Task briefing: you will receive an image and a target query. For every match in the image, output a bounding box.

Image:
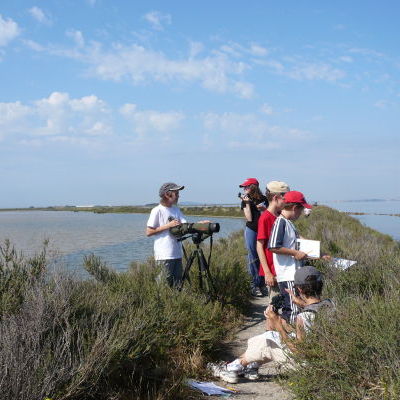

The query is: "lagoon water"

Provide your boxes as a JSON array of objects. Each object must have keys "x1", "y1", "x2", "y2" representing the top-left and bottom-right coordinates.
[
  {"x1": 321, "y1": 200, "x2": 399, "y2": 241},
  {"x1": 0, "y1": 211, "x2": 244, "y2": 272},
  {"x1": 0, "y1": 201, "x2": 398, "y2": 273}
]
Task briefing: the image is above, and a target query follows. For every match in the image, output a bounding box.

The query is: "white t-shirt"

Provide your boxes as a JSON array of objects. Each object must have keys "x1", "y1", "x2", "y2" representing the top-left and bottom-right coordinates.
[
  {"x1": 146, "y1": 204, "x2": 187, "y2": 260},
  {"x1": 268, "y1": 215, "x2": 303, "y2": 282}
]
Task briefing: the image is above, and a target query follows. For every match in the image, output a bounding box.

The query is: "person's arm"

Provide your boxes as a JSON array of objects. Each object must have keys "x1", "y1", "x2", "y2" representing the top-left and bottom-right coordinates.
[
  {"x1": 270, "y1": 247, "x2": 308, "y2": 261},
  {"x1": 265, "y1": 306, "x2": 298, "y2": 353},
  {"x1": 146, "y1": 219, "x2": 181, "y2": 237},
  {"x1": 285, "y1": 288, "x2": 307, "y2": 308},
  {"x1": 240, "y1": 196, "x2": 252, "y2": 222},
  {"x1": 268, "y1": 217, "x2": 307, "y2": 260},
  {"x1": 257, "y1": 239, "x2": 275, "y2": 287}
]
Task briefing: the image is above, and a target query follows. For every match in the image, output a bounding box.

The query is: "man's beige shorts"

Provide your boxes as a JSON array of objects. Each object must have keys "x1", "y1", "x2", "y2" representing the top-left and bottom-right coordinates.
[{"x1": 244, "y1": 331, "x2": 290, "y2": 364}]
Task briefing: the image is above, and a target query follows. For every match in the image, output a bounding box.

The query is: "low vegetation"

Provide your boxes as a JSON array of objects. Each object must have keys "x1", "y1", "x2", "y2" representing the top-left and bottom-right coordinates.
[
  {"x1": 0, "y1": 206, "x2": 399, "y2": 399},
  {"x1": 289, "y1": 206, "x2": 400, "y2": 400},
  {"x1": 0, "y1": 231, "x2": 250, "y2": 400}
]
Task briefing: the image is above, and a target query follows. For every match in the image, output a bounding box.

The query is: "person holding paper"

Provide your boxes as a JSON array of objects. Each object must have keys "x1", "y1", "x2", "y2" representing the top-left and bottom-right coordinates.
[{"x1": 268, "y1": 191, "x2": 312, "y2": 325}]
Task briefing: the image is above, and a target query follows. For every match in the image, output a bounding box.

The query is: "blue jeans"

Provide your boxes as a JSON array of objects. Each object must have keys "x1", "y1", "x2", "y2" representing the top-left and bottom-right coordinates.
[
  {"x1": 244, "y1": 227, "x2": 261, "y2": 289},
  {"x1": 157, "y1": 259, "x2": 183, "y2": 287}
]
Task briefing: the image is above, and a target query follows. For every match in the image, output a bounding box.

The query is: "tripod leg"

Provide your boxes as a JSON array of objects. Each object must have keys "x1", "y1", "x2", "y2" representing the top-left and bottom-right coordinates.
[
  {"x1": 178, "y1": 251, "x2": 196, "y2": 291},
  {"x1": 198, "y1": 248, "x2": 217, "y2": 297}
]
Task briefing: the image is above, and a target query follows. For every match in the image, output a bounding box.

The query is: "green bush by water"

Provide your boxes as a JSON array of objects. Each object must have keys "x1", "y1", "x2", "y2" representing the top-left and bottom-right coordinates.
[
  {"x1": 0, "y1": 231, "x2": 249, "y2": 400},
  {"x1": 1, "y1": 206, "x2": 399, "y2": 399},
  {"x1": 288, "y1": 206, "x2": 400, "y2": 400}
]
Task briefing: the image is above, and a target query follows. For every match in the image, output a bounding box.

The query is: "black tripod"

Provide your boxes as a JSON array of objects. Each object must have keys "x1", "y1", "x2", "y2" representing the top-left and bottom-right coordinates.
[{"x1": 178, "y1": 233, "x2": 216, "y2": 298}]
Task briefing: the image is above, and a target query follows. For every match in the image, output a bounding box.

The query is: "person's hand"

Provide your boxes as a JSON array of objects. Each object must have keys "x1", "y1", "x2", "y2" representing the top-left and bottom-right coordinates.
[
  {"x1": 285, "y1": 288, "x2": 306, "y2": 308},
  {"x1": 167, "y1": 219, "x2": 181, "y2": 228},
  {"x1": 265, "y1": 273, "x2": 276, "y2": 287},
  {"x1": 294, "y1": 250, "x2": 308, "y2": 260},
  {"x1": 241, "y1": 194, "x2": 250, "y2": 203},
  {"x1": 256, "y1": 203, "x2": 266, "y2": 211},
  {"x1": 264, "y1": 305, "x2": 280, "y2": 330}
]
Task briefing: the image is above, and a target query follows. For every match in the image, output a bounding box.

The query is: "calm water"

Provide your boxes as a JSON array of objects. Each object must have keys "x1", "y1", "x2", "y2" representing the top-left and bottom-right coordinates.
[
  {"x1": 321, "y1": 200, "x2": 400, "y2": 241},
  {"x1": 0, "y1": 211, "x2": 244, "y2": 272},
  {"x1": 0, "y1": 202, "x2": 398, "y2": 272}
]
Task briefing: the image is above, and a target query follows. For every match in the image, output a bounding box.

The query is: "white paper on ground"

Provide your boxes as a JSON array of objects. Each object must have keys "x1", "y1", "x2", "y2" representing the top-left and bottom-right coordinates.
[
  {"x1": 296, "y1": 239, "x2": 320, "y2": 258},
  {"x1": 331, "y1": 258, "x2": 357, "y2": 270},
  {"x1": 186, "y1": 380, "x2": 234, "y2": 396}
]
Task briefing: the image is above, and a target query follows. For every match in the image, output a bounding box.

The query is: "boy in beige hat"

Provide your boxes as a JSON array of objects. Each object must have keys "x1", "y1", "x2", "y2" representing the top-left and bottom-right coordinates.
[{"x1": 256, "y1": 181, "x2": 290, "y2": 298}]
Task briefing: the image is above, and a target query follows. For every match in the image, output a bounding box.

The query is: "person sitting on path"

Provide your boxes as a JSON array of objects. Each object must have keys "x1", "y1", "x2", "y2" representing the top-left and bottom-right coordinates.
[{"x1": 208, "y1": 266, "x2": 334, "y2": 383}]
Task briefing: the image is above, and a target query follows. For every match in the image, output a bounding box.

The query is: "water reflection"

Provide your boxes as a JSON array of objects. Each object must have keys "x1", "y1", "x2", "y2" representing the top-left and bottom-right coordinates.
[{"x1": 0, "y1": 211, "x2": 244, "y2": 272}]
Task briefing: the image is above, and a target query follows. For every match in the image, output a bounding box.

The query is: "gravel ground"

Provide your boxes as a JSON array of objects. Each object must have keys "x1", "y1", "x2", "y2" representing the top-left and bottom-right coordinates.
[{"x1": 209, "y1": 296, "x2": 293, "y2": 400}]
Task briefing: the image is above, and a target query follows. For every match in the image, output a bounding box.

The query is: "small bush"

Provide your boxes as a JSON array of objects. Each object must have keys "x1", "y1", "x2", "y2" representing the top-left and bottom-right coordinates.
[{"x1": 288, "y1": 206, "x2": 400, "y2": 400}]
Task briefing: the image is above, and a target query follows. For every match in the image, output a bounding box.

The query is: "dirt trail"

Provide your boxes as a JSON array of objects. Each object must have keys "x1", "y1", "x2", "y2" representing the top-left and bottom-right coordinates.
[{"x1": 210, "y1": 296, "x2": 293, "y2": 399}]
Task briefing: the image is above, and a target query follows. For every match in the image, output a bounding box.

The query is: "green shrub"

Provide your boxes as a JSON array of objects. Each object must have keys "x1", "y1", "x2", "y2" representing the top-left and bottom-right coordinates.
[
  {"x1": 0, "y1": 231, "x2": 250, "y2": 400},
  {"x1": 287, "y1": 206, "x2": 400, "y2": 400}
]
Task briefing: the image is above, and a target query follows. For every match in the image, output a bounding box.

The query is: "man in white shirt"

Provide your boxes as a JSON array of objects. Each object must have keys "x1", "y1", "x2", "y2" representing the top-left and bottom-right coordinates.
[{"x1": 146, "y1": 182, "x2": 187, "y2": 287}]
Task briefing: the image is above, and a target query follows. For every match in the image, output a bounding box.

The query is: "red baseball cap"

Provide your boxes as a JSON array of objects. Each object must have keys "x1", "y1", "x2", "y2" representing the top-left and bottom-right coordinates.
[
  {"x1": 239, "y1": 178, "x2": 259, "y2": 187},
  {"x1": 283, "y1": 191, "x2": 312, "y2": 209}
]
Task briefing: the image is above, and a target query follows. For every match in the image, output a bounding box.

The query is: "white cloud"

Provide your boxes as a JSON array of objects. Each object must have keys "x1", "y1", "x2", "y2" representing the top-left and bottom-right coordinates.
[
  {"x1": 0, "y1": 92, "x2": 112, "y2": 142},
  {"x1": 233, "y1": 81, "x2": 254, "y2": 99},
  {"x1": 143, "y1": 11, "x2": 171, "y2": 31},
  {"x1": 339, "y1": 56, "x2": 353, "y2": 63},
  {"x1": 189, "y1": 41, "x2": 204, "y2": 58},
  {"x1": 202, "y1": 112, "x2": 309, "y2": 148},
  {"x1": 286, "y1": 62, "x2": 345, "y2": 82},
  {"x1": 260, "y1": 103, "x2": 274, "y2": 115},
  {"x1": 0, "y1": 15, "x2": 20, "y2": 46},
  {"x1": 23, "y1": 39, "x2": 45, "y2": 51},
  {"x1": 0, "y1": 101, "x2": 32, "y2": 138},
  {"x1": 120, "y1": 103, "x2": 184, "y2": 135},
  {"x1": 60, "y1": 42, "x2": 253, "y2": 98},
  {"x1": 250, "y1": 43, "x2": 268, "y2": 57},
  {"x1": 229, "y1": 141, "x2": 280, "y2": 150},
  {"x1": 28, "y1": 6, "x2": 52, "y2": 25},
  {"x1": 66, "y1": 30, "x2": 85, "y2": 48}
]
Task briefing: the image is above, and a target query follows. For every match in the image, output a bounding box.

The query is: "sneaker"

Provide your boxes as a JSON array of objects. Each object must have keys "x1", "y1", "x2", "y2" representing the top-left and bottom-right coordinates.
[
  {"x1": 207, "y1": 362, "x2": 239, "y2": 384},
  {"x1": 251, "y1": 287, "x2": 263, "y2": 297},
  {"x1": 242, "y1": 362, "x2": 260, "y2": 380},
  {"x1": 226, "y1": 358, "x2": 244, "y2": 373},
  {"x1": 244, "y1": 367, "x2": 260, "y2": 380},
  {"x1": 260, "y1": 286, "x2": 269, "y2": 296}
]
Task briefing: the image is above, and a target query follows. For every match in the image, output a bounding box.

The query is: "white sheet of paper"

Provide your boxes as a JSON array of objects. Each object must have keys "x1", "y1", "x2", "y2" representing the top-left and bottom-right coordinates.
[
  {"x1": 331, "y1": 258, "x2": 357, "y2": 270},
  {"x1": 296, "y1": 239, "x2": 320, "y2": 258}
]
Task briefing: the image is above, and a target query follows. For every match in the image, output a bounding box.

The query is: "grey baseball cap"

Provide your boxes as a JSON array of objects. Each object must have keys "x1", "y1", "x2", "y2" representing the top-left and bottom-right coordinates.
[
  {"x1": 294, "y1": 266, "x2": 323, "y2": 285},
  {"x1": 159, "y1": 182, "x2": 185, "y2": 197}
]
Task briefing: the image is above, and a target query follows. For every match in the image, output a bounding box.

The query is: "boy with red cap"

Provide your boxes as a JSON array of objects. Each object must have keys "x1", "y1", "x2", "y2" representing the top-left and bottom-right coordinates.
[{"x1": 268, "y1": 191, "x2": 312, "y2": 325}]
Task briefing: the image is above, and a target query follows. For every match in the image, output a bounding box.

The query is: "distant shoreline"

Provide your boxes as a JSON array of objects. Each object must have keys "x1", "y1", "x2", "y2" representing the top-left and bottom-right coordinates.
[{"x1": 0, "y1": 205, "x2": 398, "y2": 218}]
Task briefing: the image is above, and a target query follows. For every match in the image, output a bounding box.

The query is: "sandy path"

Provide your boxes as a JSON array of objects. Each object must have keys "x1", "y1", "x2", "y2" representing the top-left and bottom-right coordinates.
[{"x1": 210, "y1": 296, "x2": 293, "y2": 399}]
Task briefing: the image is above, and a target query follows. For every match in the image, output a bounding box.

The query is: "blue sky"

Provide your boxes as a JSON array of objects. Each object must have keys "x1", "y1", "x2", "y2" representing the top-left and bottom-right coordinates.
[{"x1": 0, "y1": 0, "x2": 399, "y2": 207}]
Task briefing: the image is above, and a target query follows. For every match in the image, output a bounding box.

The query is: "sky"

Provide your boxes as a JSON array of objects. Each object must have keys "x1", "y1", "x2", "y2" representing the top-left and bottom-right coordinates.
[{"x1": 0, "y1": 0, "x2": 399, "y2": 207}]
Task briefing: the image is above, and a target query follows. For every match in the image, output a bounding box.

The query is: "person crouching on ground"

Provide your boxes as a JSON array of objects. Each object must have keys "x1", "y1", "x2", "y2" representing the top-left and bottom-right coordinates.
[
  {"x1": 146, "y1": 182, "x2": 187, "y2": 287},
  {"x1": 208, "y1": 266, "x2": 334, "y2": 383}
]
